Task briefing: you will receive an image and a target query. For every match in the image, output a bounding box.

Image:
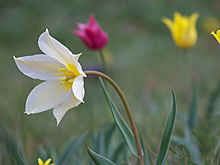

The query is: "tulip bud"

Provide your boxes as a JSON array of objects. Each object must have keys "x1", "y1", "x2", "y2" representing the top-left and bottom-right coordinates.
[
  {"x1": 162, "y1": 12, "x2": 199, "y2": 49},
  {"x1": 73, "y1": 14, "x2": 109, "y2": 50}
]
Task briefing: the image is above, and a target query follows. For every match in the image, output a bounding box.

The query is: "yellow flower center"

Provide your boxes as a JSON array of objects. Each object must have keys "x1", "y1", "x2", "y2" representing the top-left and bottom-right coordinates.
[{"x1": 54, "y1": 64, "x2": 81, "y2": 92}]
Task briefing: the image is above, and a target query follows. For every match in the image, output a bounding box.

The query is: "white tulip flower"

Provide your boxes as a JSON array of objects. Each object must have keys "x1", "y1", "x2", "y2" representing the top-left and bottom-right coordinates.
[{"x1": 14, "y1": 29, "x2": 86, "y2": 125}]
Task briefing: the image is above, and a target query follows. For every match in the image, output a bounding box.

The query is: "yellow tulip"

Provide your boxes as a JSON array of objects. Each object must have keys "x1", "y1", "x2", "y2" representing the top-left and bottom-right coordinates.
[
  {"x1": 162, "y1": 12, "x2": 199, "y2": 49},
  {"x1": 211, "y1": 30, "x2": 220, "y2": 44}
]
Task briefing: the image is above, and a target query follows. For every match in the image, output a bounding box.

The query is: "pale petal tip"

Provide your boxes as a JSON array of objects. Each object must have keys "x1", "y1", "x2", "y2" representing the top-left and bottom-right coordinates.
[
  {"x1": 82, "y1": 72, "x2": 87, "y2": 77},
  {"x1": 190, "y1": 12, "x2": 199, "y2": 23},
  {"x1": 53, "y1": 111, "x2": 63, "y2": 126},
  {"x1": 13, "y1": 56, "x2": 20, "y2": 63},
  {"x1": 45, "y1": 28, "x2": 49, "y2": 33},
  {"x1": 161, "y1": 16, "x2": 167, "y2": 20},
  {"x1": 24, "y1": 111, "x2": 31, "y2": 115},
  {"x1": 42, "y1": 28, "x2": 50, "y2": 38},
  {"x1": 174, "y1": 11, "x2": 181, "y2": 17},
  {"x1": 75, "y1": 97, "x2": 84, "y2": 103},
  {"x1": 75, "y1": 52, "x2": 83, "y2": 58},
  {"x1": 174, "y1": 11, "x2": 179, "y2": 14},
  {"x1": 56, "y1": 118, "x2": 61, "y2": 126},
  {"x1": 192, "y1": 12, "x2": 199, "y2": 18},
  {"x1": 77, "y1": 52, "x2": 82, "y2": 56},
  {"x1": 161, "y1": 17, "x2": 171, "y2": 24}
]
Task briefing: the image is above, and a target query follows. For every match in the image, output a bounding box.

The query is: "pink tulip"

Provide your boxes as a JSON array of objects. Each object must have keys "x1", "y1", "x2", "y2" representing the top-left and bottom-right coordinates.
[{"x1": 73, "y1": 14, "x2": 109, "y2": 50}]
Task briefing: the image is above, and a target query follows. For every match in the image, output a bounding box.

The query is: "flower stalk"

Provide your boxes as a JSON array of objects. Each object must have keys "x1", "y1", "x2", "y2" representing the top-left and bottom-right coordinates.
[
  {"x1": 98, "y1": 50, "x2": 108, "y2": 74},
  {"x1": 85, "y1": 70, "x2": 144, "y2": 165},
  {"x1": 182, "y1": 49, "x2": 191, "y2": 91}
]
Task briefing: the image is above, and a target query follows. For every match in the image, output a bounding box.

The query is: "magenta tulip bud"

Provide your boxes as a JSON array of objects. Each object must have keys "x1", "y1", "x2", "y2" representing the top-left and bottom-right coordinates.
[{"x1": 73, "y1": 14, "x2": 109, "y2": 50}]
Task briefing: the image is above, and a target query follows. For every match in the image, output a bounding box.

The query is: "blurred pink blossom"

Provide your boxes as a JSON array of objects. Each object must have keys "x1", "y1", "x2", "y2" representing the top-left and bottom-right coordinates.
[{"x1": 73, "y1": 14, "x2": 108, "y2": 50}]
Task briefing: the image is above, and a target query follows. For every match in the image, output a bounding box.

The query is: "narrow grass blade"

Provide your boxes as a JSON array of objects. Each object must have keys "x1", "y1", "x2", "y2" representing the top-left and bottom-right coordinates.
[
  {"x1": 17, "y1": 143, "x2": 29, "y2": 165},
  {"x1": 99, "y1": 77, "x2": 138, "y2": 157},
  {"x1": 0, "y1": 122, "x2": 29, "y2": 165},
  {"x1": 45, "y1": 140, "x2": 57, "y2": 163},
  {"x1": 111, "y1": 142, "x2": 126, "y2": 162},
  {"x1": 155, "y1": 89, "x2": 177, "y2": 165},
  {"x1": 87, "y1": 146, "x2": 116, "y2": 165},
  {"x1": 146, "y1": 147, "x2": 154, "y2": 165},
  {"x1": 99, "y1": 130, "x2": 105, "y2": 155},
  {"x1": 140, "y1": 136, "x2": 149, "y2": 165},
  {"x1": 57, "y1": 131, "x2": 89, "y2": 165},
  {"x1": 104, "y1": 123, "x2": 116, "y2": 158}
]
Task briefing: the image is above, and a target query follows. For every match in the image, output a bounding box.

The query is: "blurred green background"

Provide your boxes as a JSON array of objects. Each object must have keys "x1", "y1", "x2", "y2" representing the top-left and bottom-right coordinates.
[{"x1": 1, "y1": 0, "x2": 220, "y2": 164}]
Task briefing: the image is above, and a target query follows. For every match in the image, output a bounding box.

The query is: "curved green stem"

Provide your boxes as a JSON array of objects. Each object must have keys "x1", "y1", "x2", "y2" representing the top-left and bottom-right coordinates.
[{"x1": 85, "y1": 70, "x2": 144, "y2": 165}]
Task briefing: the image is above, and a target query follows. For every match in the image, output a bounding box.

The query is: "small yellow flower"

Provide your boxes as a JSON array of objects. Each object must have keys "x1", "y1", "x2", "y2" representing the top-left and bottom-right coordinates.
[
  {"x1": 162, "y1": 12, "x2": 199, "y2": 49},
  {"x1": 38, "y1": 158, "x2": 54, "y2": 165},
  {"x1": 211, "y1": 30, "x2": 220, "y2": 44}
]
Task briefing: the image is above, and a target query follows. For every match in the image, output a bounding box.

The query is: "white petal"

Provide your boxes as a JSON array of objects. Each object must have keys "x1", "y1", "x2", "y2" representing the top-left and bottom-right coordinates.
[
  {"x1": 53, "y1": 93, "x2": 81, "y2": 125},
  {"x1": 14, "y1": 55, "x2": 66, "y2": 80},
  {"x1": 65, "y1": 53, "x2": 86, "y2": 77},
  {"x1": 72, "y1": 75, "x2": 85, "y2": 102},
  {"x1": 77, "y1": 62, "x2": 87, "y2": 77},
  {"x1": 25, "y1": 80, "x2": 70, "y2": 114},
  {"x1": 68, "y1": 53, "x2": 81, "y2": 65},
  {"x1": 67, "y1": 53, "x2": 86, "y2": 76},
  {"x1": 38, "y1": 29, "x2": 74, "y2": 65}
]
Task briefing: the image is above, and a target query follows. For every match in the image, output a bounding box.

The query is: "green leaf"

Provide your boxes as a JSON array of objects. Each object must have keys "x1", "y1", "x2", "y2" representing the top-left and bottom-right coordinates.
[
  {"x1": 111, "y1": 142, "x2": 126, "y2": 162},
  {"x1": 104, "y1": 123, "x2": 116, "y2": 158},
  {"x1": 155, "y1": 89, "x2": 177, "y2": 165},
  {"x1": 45, "y1": 140, "x2": 57, "y2": 163},
  {"x1": 146, "y1": 147, "x2": 154, "y2": 165},
  {"x1": 17, "y1": 143, "x2": 29, "y2": 165},
  {"x1": 57, "y1": 131, "x2": 89, "y2": 165},
  {"x1": 139, "y1": 135, "x2": 149, "y2": 165},
  {"x1": 87, "y1": 146, "x2": 116, "y2": 165},
  {"x1": 99, "y1": 77, "x2": 138, "y2": 158}
]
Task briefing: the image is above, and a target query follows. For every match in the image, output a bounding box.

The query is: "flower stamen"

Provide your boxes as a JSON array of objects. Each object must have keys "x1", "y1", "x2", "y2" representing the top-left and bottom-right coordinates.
[
  {"x1": 68, "y1": 79, "x2": 74, "y2": 83},
  {"x1": 56, "y1": 82, "x2": 63, "y2": 86},
  {"x1": 59, "y1": 68, "x2": 68, "y2": 72},
  {"x1": 67, "y1": 70, "x2": 74, "y2": 74},
  {"x1": 54, "y1": 68, "x2": 76, "y2": 92},
  {"x1": 65, "y1": 84, "x2": 72, "y2": 92},
  {"x1": 54, "y1": 73, "x2": 66, "y2": 76}
]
